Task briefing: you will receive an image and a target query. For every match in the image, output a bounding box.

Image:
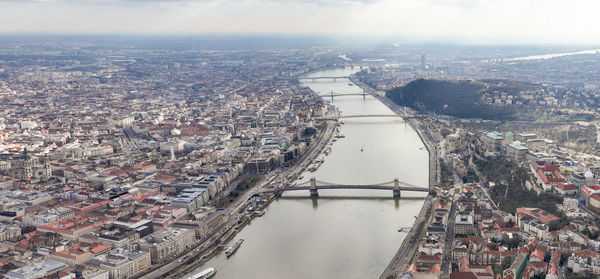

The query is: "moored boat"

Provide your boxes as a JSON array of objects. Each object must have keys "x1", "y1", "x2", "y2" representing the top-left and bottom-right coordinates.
[
  {"x1": 186, "y1": 267, "x2": 216, "y2": 279},
  {"x1": 225, "y1": 239, "x2": 244, "y2": 257}
]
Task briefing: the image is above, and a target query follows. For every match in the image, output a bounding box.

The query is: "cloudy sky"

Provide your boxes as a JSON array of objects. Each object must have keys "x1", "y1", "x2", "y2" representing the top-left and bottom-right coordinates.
[{"x1": 1, "y1": 0, "x2": 599, "y2": 44}]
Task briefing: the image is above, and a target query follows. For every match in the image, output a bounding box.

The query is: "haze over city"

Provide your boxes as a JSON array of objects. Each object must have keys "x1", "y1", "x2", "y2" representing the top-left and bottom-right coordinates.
[{"x1": 1, "y1": 0, "x2": 600, "y2": 44}]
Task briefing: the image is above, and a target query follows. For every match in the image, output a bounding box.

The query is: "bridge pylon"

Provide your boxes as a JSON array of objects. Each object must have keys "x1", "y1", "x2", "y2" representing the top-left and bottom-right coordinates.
[
  {"x1": 310, "y1": 177, "x2": 318, "y2": 197},
  {"x1": 393, "y1": 178, "x2": 401, "y2": 198}
]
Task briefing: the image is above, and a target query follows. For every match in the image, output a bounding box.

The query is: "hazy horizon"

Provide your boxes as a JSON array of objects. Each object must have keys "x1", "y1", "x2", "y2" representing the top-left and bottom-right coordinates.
[{"x1": 1, "y1": 0, "x2": 599, "y2": 45}]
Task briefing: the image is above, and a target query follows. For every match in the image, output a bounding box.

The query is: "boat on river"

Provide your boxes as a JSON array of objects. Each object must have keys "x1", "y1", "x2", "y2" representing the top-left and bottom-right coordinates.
[
  {"x1": 315, "y1": 155, "x2": 325, "y2": 163},
  {"x1": 186, "y1": 268, "x2": 216, "y2": 279},
  {"x1": 308, "y1": 163, "x2": 320, "y2": 172},
  {"x1": 225, "y1": 239, "x2": 244, "y2": 258}
]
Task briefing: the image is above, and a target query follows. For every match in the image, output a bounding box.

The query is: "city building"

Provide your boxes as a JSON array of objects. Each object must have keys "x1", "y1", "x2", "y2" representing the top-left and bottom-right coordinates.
[
  {"x1": 481, "y1": 132, "x2": 504, "y2": 151},
  {"x1": 506, "y1": 141, "x2": 528, "y2": 162},
  {"x1": 138, "y1": 228, "x2": 195, "y2": 263},
  {"x1": 5, "y1": 259, "x2": 68, "y2": 279},
  {"x1": 6, "y1": 153, "x2": 52, "y2": 180},
  {"x1": 516, "y1": 208, "x2": 560, "y2": 227},
  {"x1": 531, "y1": 164, "x2": 566, "y2": 191},
  {"x1": 38, "y1": 215, "x2": 110, "y2": 240},
  {"x1": 86, "y1": 248, "x2": 151, "y2": 279},
  {"x1": 0, "y1": 223, "x2": 21, "y2": 241},
  {"x1": 49, "y1": 242, "x2": 111, "y2": 266},
  {"x1": 455, "y1": 214, "x2": 475, "y2": 235}
]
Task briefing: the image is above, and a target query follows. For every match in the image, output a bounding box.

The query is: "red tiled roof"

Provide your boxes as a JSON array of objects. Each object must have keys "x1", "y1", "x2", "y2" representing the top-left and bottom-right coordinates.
[
  {"x1": 590, "y1": 194, "x2": 600, "y2": 202},
  {"x1": 575, "y1": 249, "x2": 598, "y2": 259},
  {"x1": 529, "y1": 261, "x2": 548, "y2": 270},
  {"x1": 536, "y1": 165, "x2": 566, "y2": 184},
  {"x1": 417, "y1": 252, "x2": 443, "y2": 261},
  {"x1": 556, "y1": 183, "x2": 577, "y2": 191},
  {"x1": 517, "y1": 208, "x2": 559, "y2": 223},
  {"x1": 582, "y1": 186, "x2": 600, "y2": 196}
]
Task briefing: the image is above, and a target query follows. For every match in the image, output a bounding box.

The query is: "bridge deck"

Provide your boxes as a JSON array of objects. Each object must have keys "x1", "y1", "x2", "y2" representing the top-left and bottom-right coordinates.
[
  {"x1": 261, "y1": 184, "x2": 430, "y2": 194},
  {"x1": 298, "y1": 76, "x2": 349, "y2": 79},
  {"x1": 315, "y1": 114, "x2": 401, "y2": 120},
  {"x1": 318, "y1": 93, "x2": 365, "y2": 97}
]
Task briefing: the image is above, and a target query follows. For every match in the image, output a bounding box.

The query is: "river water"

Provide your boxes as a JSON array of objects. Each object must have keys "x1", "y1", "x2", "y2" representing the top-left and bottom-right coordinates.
[{"x1": 183, "y1": 67, "x2": 429, "y2": 279}]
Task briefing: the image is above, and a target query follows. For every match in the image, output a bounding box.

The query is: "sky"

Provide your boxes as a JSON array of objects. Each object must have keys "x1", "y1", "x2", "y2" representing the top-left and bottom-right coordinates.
[{"x1": 1, "y1": 0, "x2": 599, "y2": 45}]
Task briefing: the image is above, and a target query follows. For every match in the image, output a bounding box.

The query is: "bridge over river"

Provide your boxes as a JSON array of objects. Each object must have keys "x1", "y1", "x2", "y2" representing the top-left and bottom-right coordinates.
[
  {"x1": 259, "y1": 177, "x2": 432, "y2": 198},
  {"x1": 315, "y1": 114, "x2": 402, "y2": 120},
  {"x1": 318, "y1": 90, "x2": 367, "y2": 99},
  {"x1": 297, "y1": 76, "x2": 349, "y2": 82}
]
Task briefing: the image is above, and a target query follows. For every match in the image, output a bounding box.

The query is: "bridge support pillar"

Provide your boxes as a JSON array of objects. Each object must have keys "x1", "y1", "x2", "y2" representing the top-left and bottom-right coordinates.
[
  {"x1": 393, "y1": 178, "x2": 401, "y2": 198},
  {"x1": 310, "y1": 177, "x2": 318, "y2": 197}
]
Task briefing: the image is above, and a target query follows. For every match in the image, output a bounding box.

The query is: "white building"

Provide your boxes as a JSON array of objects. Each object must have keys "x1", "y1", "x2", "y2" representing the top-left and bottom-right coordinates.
[
  {"x1": 159, "y1": 141, "x2": 186, "y2": 153},
  {"x1": 20, "y1": 120, "x2": 38, "y2": 130},
  {"x1": 86, "y1": 248, "x2": 151, "y2": 279},
  {"x1": 139, "y1": 228, "x2": 195, "y2": 264},
  {"x1": 5, "y1": 260, "x2": 69, "y2": 279},
  {"x1": 0, "y1": 223, "x2": 21, "y2": 241},
  {"x1": 564, "y1": 198, "x2": 580, "y2": 211}
]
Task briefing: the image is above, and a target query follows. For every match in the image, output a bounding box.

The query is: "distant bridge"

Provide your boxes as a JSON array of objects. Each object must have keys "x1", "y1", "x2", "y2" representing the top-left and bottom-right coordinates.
[
  {"x1": 318, "y1": 92, "x2": 366, "y2": 98},
  {"x1": 298, "y1": 76, "x2": 349, "y2": 82},
  {"x1": 315, "y1": 114, "x2": 402, "y2": 121},
  {"x1": 341, "y1": 114, "x2": 400, "y2": 119},
  {"x1": 318, "y1": 90, "x2": 368, "y2": 100},
  {"x1": 259, "y1": 178, "x2": 432, "y2": 198}
]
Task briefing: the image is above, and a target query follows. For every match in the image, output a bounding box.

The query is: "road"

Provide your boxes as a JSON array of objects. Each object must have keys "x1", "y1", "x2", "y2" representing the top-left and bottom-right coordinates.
[
  {"x1": 580, "y1": 203, "x2": 600, "y2": 220},
  {"x1": 440, "y1": 195, "x2": 457, "y2": 279},
  {"x1": 380, "y1": 196, "x2": 433, "y2": 279}
]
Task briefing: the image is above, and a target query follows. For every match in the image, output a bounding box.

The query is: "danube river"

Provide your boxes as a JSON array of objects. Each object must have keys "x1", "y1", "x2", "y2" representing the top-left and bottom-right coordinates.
[{"x1": 183, "y1": 67, "x2": 429, "y2": 279}]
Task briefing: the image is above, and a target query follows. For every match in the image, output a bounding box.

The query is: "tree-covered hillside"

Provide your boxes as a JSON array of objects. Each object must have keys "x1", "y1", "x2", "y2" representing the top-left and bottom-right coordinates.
[{"x1": 385, "y1": 79, "x2": 524, "y2": 120}]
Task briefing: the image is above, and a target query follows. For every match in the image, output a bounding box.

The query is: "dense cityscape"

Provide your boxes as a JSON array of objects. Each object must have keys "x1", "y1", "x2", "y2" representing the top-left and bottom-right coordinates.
[{"x1": 1, "y1": 34, "x2": 600, "y2": 279}]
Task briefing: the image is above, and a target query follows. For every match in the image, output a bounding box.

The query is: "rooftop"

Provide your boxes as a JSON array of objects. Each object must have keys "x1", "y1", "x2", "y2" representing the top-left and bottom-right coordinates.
[
  {"x1": 484, "y1": 131, "x2": 503, "y2": 141},
  {"x1": 508, "y1": 141, "x2": 528, "y2": 151},
  {"x1": 5, "y1": 259, "x2": 67, "y2": 279}
]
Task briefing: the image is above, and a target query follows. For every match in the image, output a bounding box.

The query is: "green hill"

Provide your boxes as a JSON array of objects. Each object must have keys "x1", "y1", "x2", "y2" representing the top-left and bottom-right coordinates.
[{"x1": 386, "y1": 79, "x2": 523, "y2": 120}]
